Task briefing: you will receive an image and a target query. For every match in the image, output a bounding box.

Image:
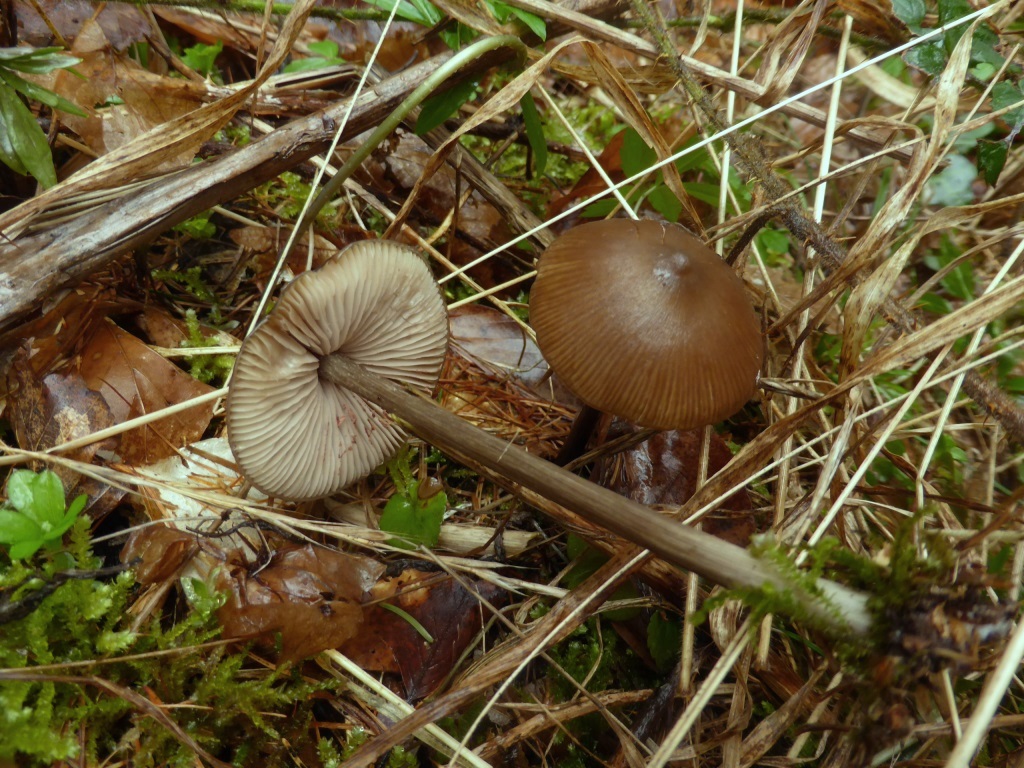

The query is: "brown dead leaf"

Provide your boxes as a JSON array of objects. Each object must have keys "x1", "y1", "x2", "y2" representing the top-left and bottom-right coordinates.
[
  {"x1": 14, "y1": 0, "x2": 152, "y2": 49},
  {"x1": 343, "y1": 569, "x2": 506, "y2": 699},
  {"x1": 445, "y1": 306, "x2": 577, "y2": 458},
  {"x1": 0, "y1": 284, "x2": 126, "y2": 374},
  {"x1": 121, "y1": 525, "x2": 201, "y2": 584},
  {"x1": 450, "y1": 304, "x2": 551, "y2": 392},
  {"x1": 229, "y1": 225, "x2": 353, "y2": 281},
  {"x1": 78, "y1": 319, "x2": 215, "y2": 464},
  {"x1": 215, "y1": 544, "x2": 384, "y2": 663},
  {"x1": 594, "y1": 426, "x2": 757, "y2": 546},
  {"x1": 6, "y1": 345, "x2": 115, "y2": 491},
  {"x1": 0, "y1": 0, "x2": 318, "y2": 238},
  {"x1": 52, "y1": 18, "x2": 209, "y2": 158}
]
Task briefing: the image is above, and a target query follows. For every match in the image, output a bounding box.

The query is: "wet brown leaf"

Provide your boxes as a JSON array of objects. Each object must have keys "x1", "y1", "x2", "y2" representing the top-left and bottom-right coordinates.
[
  {"x1": 594, "y1": 426, "x2": 757, "y2": 546},
  {"x1": 78, "y1": 319, "x2": 215, "y2": 464},
  {"x1": 6, "y1": 344, "x2": 113, "y2": 477},
  {"x1": 5, "y1": 344, "x2": 124, "y2": 514},
  {"x1": 343, "y1": 569, "x2": 506, "y2": 699},
  {"x1": 14, "y1": 0, "x2": 152, "y2": 49},
  {"x1": 216, "y1": 544, "x2": 384, "y2": 663},
  {"x1": 121, "y1": 526, "x2": 201, "y2": 584},
  {"x1": 450, "y1": 305, "x2": 549, "y2": 392}
]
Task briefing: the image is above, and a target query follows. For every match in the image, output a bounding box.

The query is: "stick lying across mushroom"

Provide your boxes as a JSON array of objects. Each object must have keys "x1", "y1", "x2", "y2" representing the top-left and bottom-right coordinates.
[
  {"x1": 227, "y1": 237, "x2": 873, "y2": 636},
  {"x1": 227, "y1": 240, "x2": 448, "y2": 500}
]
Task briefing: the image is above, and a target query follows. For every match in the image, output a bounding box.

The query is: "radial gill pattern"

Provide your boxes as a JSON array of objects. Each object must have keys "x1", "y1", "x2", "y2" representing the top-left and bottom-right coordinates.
[{"x1": 227, "y1": 240, "x2": 448, "y2": 500}]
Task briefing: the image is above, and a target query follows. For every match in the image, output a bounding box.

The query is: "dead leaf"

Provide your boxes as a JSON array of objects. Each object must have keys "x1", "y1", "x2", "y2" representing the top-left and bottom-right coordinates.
[
  {"x1": 445, "y1": 306, "x2": 577, "y2": 458},
  {"x1": 0, "y1": 0, "x2": 319, "y2": 238},
  {"x1": 121, "y1": 526, "x2": 201, "y2": 584},
  {"x1": 4, "y1": 343, "x2": 125, "y2": 514},
  {"x1": 594, "y1": 426, "x2": 757, "y2": 546},
  {"x1": 78, "y1": 319, "x2": 215, "y2": 464},
  {"x1": 215, "y1": 544, "x2": 384, "y2": 663},
  {"x1": 52, "y1": 19, "x2": 210, "y2": 158},
  {"x1": 343, "y1": 569, "x2": 506, "y2": 699}
]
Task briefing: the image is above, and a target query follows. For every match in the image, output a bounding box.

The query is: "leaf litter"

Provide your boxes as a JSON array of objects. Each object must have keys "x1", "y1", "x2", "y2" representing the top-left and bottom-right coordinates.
[{"x1": 1, "y1": 0, "x2": 1024, "y2": 765}]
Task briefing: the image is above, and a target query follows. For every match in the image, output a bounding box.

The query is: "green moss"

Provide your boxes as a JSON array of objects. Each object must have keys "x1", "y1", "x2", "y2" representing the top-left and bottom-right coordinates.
[
  {"x1": 181, "y1": 309, "x2": 235, "y2": 385},
  {"x1": 0, "y1": 512, "x2": 334, "y2": 767}
]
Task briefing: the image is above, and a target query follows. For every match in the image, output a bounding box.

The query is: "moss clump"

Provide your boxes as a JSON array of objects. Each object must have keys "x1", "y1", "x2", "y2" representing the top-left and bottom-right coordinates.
[{"x1": 0, "y1": 515, "x2": 333, "y2": 767}]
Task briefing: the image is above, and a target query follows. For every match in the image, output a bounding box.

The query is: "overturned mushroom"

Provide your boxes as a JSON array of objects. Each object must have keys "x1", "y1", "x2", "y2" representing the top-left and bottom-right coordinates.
[
  {"x1": 227, "y1": 240, "x2": 448, "y2": 500},
  {"x1": 228, "y1": 237, "x2": 873, "y2": 636}
]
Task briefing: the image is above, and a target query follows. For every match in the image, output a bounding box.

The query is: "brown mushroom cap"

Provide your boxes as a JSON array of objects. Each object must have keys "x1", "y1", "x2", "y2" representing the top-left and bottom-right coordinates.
[
  {"x1": 227, "y1": 240, "x2": 448, "y2": 500},
  {"x1": 530, "y1": 219, "x2": 762, "y2": 430}
]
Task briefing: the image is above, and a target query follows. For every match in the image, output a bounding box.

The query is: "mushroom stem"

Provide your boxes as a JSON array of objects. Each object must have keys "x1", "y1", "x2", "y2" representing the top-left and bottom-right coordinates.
[
  {"x1": 554, "y1": 404, "x2": 603, "y2": 466},
  {"x1": 319, "y1": 353, "x2": 874, "y2": 637}
]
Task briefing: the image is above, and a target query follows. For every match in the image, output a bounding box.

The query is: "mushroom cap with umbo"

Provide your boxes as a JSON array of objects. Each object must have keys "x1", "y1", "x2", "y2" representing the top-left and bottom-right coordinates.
[
  {"x1": 227, "y1": 240, "x2": 448, "y2": 500},
  {"x1": 529, "y1": 219, "x2": 763, "y2": 431}
]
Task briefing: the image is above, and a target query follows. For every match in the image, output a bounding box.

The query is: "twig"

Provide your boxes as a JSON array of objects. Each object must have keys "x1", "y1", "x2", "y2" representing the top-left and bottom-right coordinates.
[{"x1": 320, "y1": 354, "x2": 874, "y2": 637}]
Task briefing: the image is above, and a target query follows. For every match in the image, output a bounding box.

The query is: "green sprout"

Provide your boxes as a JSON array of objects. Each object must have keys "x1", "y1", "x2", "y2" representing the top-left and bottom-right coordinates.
[{"x1": 0, "y1": 470, "x2": 86, "y2": 560}]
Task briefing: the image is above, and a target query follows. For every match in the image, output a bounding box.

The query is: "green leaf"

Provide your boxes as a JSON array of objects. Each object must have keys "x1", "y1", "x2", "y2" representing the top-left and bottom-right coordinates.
[
  {"x1": 647, "y1": 184, "x2": 681, "y2": 222},
  {"x1": 283, "y1": 41, "x2": 345, "y2": 73},
  {"x1": 30, "y1": 470, "x2": 67, "y2": 527},
  {"x1": 379, "y1": 483, "x2": 447, "y2": 549},
  {"x1": 415, "y1": 78, "x2": 477, "y2": 135},
  {"x1": 0, "y1": 69, "x2": 86, "y2": 116},
  {"x1": 361, "y1": 0, "x2": 441, "y2": 27},
  {"x1": 581, "y1": 197, "x2": 617, "y2": 218},
  {"x1": 977, "y1": 139, "x2": 1008, "y2": 186},
  {"x1": 9, "y1": 537, "x2": 46, "y2": 560},
  {"x1": 0, "y1": 84, "x2": 57, "y2": 186},
  {"x1": 508, "y1": 6, "x2": 546, "y2": 39},
  {"x1": 991, "y1": 81, "x2": 1024, "y2": 132},
  {"x1": 904, "y1": 42, "x2": 947, "y2": 77},
  {"x1": 681, "y1": 181, "x2": 724, "y2": 206},
  {"x1": 891, "y1": 0, "x2": 925, "y2": 29},
  {"x1": 620, "y1": 127, "x2": 655, "y2": 178},
  {"x1": 182, "y1": 40, "x2": 223, "y2": 77},
  {"x1": 520, "y1": 92, "x2": 547, "y2": 177},
  {"x1": 756, "y1": 227, "x2": 791, "y2": 257},
  {"x1": 647, "y1": 612, "x2": 681, "y2": 671},
  {"x1": 6, "y1": 469, "x2": 37, "y2": 513},
  {"x1": 0, "y1": 508, "x2": 43, "y2": 544},
  {"x1": 0, "y1": 47, "x2": 81, "y2": 74}
]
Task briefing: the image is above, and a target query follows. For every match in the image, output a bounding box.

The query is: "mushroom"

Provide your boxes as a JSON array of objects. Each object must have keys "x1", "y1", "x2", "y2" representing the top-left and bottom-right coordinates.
[
  {"x1": 528, "y1": 218, "x2": 763, "y2": 459},
  {"x1": 226, "y1": 239, "x2": 448, "y2": 500},
  {"x1": 226, "y1": 238, "x2": 873, "y2": 635}
]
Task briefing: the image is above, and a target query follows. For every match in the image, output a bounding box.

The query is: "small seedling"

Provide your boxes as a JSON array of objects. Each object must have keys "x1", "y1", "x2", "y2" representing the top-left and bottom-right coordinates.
[
  {"x1": 0, "y1": 47, "x2": 86, "y2": 186},
  {"x1": 0, "y1": 469, "x2": 86, "y2": 560},
  {"x1": 378, "y1": 450, "x2": 447, "y2": 549}
]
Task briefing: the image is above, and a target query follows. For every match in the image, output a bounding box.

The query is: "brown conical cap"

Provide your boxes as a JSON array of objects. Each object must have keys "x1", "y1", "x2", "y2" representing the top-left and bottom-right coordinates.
[
  {"x1": 530, "y1": 219, "x2": 762, "y2": 430},
  {"x1": 227, "y1": 240, "x2": 448, "y2": 500}
]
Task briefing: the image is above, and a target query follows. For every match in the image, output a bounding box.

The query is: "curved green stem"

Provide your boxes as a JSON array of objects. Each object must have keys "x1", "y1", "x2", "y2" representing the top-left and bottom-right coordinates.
[
  {"x1": 292, "y1": 34, "x2": 528, "y2": 245},
  {"x1": 108, "y1": 0, "x2": 389, "y2": 22}
]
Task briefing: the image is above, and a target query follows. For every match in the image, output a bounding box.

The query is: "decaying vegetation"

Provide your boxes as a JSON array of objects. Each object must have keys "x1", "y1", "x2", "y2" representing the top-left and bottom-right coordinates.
[{"x1": 1, "y1": 0, "x2": 1023, "y2": 765}]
